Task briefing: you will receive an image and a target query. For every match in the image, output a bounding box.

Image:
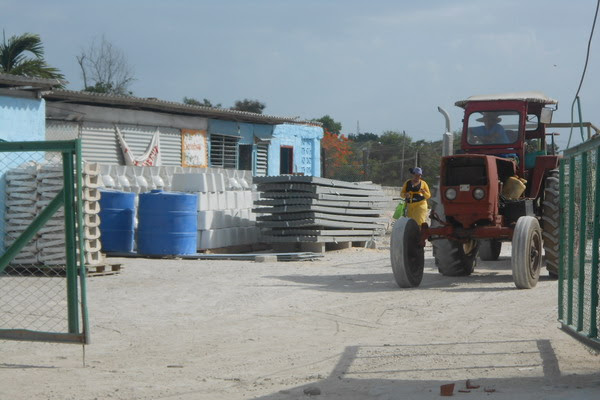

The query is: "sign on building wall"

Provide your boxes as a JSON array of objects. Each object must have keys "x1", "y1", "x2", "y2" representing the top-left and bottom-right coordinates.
[{"x1": 182, "y1": 129, "x2": 208, "y2": 167}]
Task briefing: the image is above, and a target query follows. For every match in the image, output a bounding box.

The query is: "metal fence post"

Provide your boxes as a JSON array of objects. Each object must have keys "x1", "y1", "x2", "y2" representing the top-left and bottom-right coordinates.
[
  {"x1": 74, "y1": 139, "x2": 90, "y2": 344},
  {"x1": 62, "y1": 151, "x2": 79, "y2": 335},
  {"x1": 577, "y1": 152, "x2": 588, "y2": 332},
  {"x1": 567, "y1": 157, "x2": 576, "y2": 326},
  {"x1": 590, "y1": 147, "x2": 600, "y2": 338},
  {"x1": 558, "y1": 163, "x2": 566, "y2": 321}
]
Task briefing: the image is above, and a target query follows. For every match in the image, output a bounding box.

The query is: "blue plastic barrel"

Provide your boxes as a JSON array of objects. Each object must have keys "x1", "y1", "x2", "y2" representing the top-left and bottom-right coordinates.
[
  {"x1": 98, "y1": 190, "x2": 136, "y2": 253},
  {"x1": 137, "y1": 190, "x2": 198, "y2": 255}
]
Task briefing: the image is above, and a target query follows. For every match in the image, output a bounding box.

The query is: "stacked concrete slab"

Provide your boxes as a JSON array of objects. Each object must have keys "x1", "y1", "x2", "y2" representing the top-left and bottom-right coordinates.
[
  {"x1": 3, "y1": 161, "x2": 103, "y2": 266},
  {"x1": 254, "y1": 176, "x2": 390, "y2": 247},
  {"x1": 5, "y1": 163, "x2": 40, "y2": 264},
  {"x1": 36, "y1": 164, "x2": 68, "y2": 265}
]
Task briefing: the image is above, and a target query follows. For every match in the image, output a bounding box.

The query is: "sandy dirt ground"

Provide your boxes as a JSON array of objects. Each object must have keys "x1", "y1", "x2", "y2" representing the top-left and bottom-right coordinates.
[{"x1": 1, "y1": 242, "x2": 600, "y2": 400}]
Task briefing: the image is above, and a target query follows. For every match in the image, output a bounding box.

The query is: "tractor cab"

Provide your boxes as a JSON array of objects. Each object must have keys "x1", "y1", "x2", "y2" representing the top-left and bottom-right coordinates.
[{"x1": 457, "y1": 92, "x2": 559, "y2": 195}]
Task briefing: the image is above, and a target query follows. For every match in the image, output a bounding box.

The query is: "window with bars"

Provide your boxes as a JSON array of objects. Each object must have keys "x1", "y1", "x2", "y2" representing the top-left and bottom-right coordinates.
[{"x1": 210, "y1": 134, "x2": 239, "y2": 169}]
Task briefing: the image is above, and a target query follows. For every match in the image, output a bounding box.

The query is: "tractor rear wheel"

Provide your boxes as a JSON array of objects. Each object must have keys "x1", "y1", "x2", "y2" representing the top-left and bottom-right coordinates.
[
  {"x1": 479, "y1": 239, "x2": 502, "y2": 261},
  {"x1": 434, "y1": 238, "x2": 479, "y2": 276},
  {"x1": 541, "y1": 170, "x2": 560, "y2": 277},
  {"x1": 390, "y1": 217, "x2": 424, "y2": 288},
  {"x1": 512, "y1": 216, "x2": 543, "y2": 289}
]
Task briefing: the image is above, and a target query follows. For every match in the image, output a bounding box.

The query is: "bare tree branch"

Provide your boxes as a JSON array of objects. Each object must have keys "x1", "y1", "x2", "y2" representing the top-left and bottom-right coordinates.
[{"x1": 78, "y1": 35, "x2": 135, "y2": 95}]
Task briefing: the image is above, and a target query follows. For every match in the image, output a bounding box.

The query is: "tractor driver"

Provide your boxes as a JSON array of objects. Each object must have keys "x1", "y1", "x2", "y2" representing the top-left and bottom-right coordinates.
[{"x1": 469, "y1": 112, "x2": 510, "y2": 144}]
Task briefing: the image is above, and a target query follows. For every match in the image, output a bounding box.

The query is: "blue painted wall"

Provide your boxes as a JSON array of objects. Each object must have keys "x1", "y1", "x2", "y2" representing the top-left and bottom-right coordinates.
[
  {"x1": 208, "y1": 119, "x2": 273, "y2": 145},
  {"x1": 268, "y1": 124, "x2": 323, "y2": 177},
  {"x1": 0, "y1": 95, "x2": 46, "y2": 141},
  {"x1": 207, "y1": 119, "x2": 323, "y2": 176},
  {"x1": 0, "y1": 95, "x2": 46, "y2": 253}
]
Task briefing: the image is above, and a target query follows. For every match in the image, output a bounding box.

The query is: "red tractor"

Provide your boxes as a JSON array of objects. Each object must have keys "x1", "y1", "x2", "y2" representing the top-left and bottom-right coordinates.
[{"x1": 391, "y1": 92, "x2": 560, "y2": 289}]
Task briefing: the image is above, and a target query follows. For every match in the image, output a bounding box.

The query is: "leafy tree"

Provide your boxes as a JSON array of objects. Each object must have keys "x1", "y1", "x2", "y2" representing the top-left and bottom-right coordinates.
[
  {"x1": 346, "y1": 131, "x2": 445, "y2": 186},
  {"x1": 0, "y1": 31, "x2": 64, "y2": 81},
  {"x1": 379, "y1": 130, "x2": 410, "y2": 146},
  {"x1": 183, "y1": 97, "x2": 222, "y2": 108},
  {"x1": 77, "y1": 35, "x2": 134, "y2": 95},
  {"x1": 231, "y1": 99, "x2": 265, "y2": 114},
  {"x1": 348, "y1": 132, "x2": 378, "y2": 142},
  {"x1": 321, "y1": 130, "x2": 362, "y2": 180},
  {"x1": 412, "y1": 139, "x2": 443, "y2": 183},
  {"x1": 314, "y1": 115, "x2": 342, "y2": 135},
  {"x1": 84, "y1": 82, "x2": 120, "y2": 94}
]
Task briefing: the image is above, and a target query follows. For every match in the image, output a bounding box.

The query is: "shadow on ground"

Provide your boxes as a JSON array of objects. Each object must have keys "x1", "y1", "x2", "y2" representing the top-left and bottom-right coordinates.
[
  {"x1": 247, "y1": 340, "x2": 599, "y2": 399},
  {"x1": 265, "y1": 254, "x2": 557, "y2": 294}
]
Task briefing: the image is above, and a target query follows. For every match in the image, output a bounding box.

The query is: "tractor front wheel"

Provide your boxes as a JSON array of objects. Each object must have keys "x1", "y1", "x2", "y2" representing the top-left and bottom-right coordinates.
[
  {"x1": 390, "y1": 217, "x2": 425, "y2": 288},
  {"x1": 512, "y1": 216, "x2": 543, "y2": 289}
]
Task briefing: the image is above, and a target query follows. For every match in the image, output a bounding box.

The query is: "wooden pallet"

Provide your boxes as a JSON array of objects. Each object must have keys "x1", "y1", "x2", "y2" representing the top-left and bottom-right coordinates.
[
  {"x1": 5, "y1": 263, "x2": 122, "y2": 277},
  {"x1": 271, "y1": 240, "x2": 373, "y2": 253},
  {"x1": 86, "y1": 263, "x2": 122, "y2": 276}
]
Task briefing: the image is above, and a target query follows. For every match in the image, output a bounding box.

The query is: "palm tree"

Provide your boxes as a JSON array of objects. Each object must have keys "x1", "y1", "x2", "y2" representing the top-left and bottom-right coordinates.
[{"x1": 0, "y1": 31, "x2": 65, "y2": 81}]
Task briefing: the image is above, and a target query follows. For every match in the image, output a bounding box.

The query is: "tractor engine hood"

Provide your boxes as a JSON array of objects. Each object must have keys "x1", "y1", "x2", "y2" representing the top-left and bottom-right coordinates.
[{"x1": 440, "y1": 154, "x2": 515, "y2": 229}]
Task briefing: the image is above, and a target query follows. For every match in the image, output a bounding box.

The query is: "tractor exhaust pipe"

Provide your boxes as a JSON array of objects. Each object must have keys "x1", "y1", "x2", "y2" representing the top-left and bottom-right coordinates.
[{"x1": 438, "y1": 106, "x2": 453, "y2": 156}]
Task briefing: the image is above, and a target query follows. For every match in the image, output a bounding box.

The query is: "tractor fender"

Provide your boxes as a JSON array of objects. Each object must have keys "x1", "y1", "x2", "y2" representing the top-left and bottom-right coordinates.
[{"x1": 527, "y1": 155, "x2": 560, "y2": 198}]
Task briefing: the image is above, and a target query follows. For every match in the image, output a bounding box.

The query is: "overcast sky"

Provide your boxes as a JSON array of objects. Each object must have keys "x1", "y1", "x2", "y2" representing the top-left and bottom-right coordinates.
[{"x1": 3, "y1": 0, "x2": 599, "y2": 149}]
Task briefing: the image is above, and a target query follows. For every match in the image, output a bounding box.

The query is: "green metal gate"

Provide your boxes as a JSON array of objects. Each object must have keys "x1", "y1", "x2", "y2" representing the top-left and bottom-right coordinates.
[
  {"x1": 0, "y1": 139, "x2": 89, "y2": 344},
  {"x1": 559, "y1": 135, "x2": 600, "y2": 349}
]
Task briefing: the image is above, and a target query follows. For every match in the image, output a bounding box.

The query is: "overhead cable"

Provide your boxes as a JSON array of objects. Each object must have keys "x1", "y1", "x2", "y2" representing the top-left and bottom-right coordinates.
[{"x1": 568, "y1": 0, "x2": 600, "y2": 148}]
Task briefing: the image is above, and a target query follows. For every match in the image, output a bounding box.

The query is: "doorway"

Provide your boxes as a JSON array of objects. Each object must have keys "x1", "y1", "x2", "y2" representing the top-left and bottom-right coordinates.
[
  {"x1": 238, "y1": 144, "x2": 253, "y2": 171},
  {"x1": 280, "y1": 146, "x2": 293, "y2": 174}
]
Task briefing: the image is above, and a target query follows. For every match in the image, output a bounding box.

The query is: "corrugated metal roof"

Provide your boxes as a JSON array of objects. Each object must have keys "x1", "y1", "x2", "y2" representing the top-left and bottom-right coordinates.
[
  {"x1": 0, "y1": 72, "x2": 65, "y2": 90},
  {"x1": 455, "y1": 91, "x2": 558, "y2": 108},
  {"x1": 44, "y1": 89, "x2": 321, "y2": 126}
]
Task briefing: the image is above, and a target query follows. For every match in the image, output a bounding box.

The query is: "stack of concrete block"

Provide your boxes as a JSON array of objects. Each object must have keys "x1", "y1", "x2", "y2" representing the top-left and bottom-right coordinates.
[
  {"x1": 94, "y1": 163, "x2": 260, "y2": 251},
  {"x1": 171, "y1": 172, "x2": 260, "y2": 250},
  {"x1": 81, "y1": 163, "x2": 103, "y2": 265},
  {"x1": 99, "y1": 164, "x2": 168, "y2": 193},
  {"x1": 5, "y1": 163, "x2": 40, "y2": 264},
  {"x1": 97, "y1": 164, "x2": 256, "y2": 195},
  {"x1": 35, "y1": 163, "x2": 102, "y2": 265}
]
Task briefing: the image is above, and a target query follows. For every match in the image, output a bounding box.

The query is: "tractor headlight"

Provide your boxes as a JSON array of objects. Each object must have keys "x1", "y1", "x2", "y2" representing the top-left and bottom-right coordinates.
[
  {"x1": 445, "y1": 188, "x2": 457, "y2": 200},
  {"x1": 473, "y1": 188, "x2": 485, "y2": 200}
]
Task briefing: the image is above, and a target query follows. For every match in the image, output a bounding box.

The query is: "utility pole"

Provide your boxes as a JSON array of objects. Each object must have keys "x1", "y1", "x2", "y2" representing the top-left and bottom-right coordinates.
[
  {"x1": 362, "y1": 143, "x2": 371, "y2": 179},
  {"x1": 400, "y1": 130, "x2": 406, "y2": 185},
  {"x1": 415, "y1": 143, "x2": 422, "y2": 168}
]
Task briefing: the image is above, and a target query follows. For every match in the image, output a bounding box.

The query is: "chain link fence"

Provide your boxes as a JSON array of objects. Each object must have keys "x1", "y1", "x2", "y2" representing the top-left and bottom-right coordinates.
[
  {"x1": 0, "y1": 140, "x2": 89, "y2": 344},
  {"x1": 559, "y1": 135, "x2": 600, "y2": 349}
]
